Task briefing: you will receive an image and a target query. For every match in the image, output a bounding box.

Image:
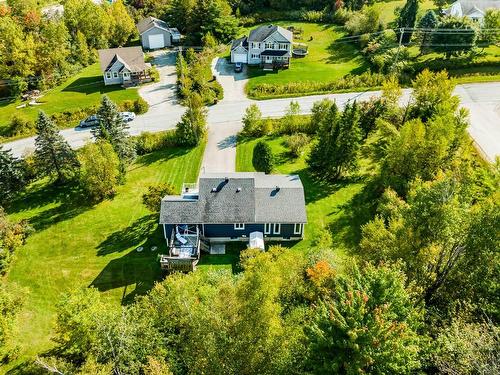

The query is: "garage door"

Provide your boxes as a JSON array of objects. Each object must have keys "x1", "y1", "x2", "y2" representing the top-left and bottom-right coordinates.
[
  {"x1": 148, "y1": 34, "x2": 165, "y2": 49},
  {"x1": 232, "y1": 52, "x2": 247, "y2": 64}
]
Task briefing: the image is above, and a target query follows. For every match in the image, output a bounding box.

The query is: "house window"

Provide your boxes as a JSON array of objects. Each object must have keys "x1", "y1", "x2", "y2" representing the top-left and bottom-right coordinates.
[
  {"x1": 112, "y1": 71, "x2": 118, "y2": 78},
  {"x1": 234, "y1": 223, "x2": 245, "y2": 230},
  {"x1": 279, "y1": 43, "x2": 288, "y2": 50},
  {"x1": 122, "y1": 72, "x2": 130, "y2": 80},
  {"x1": 294, "y1": 223, "x2": 302, "y2": 235},
  {"x1": 251, "y1": 53, "x2": 259, "y2": 59},
  {"x1": 264, "y1": 223, "x2": 271, "y2": 234},
  {"x1": 273, "y1": 223, "x2": 281, "y2": 234},
  {"x1": 252, "y1": 42, "x2": 259, "y2": 49},
  {"x1": 265, "y1": 42, "x2": 274, "y2": 49},
  {"x1": 105, "y1": 72, "x2": 112, "y2": 79}
]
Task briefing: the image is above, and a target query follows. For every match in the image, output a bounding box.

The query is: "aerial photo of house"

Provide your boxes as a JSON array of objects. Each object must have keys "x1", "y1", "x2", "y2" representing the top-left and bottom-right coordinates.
[{"x1": 98, "y1": 46, "x2": 151, "y2": 86}]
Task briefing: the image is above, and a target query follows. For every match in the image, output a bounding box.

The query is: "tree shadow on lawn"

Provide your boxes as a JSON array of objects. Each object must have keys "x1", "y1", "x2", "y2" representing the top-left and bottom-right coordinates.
[
  {"x1": 8, "y1": 181, "x2": 93, "y2": 232},
  {"x1": 62, "y1": 76, "x2": 126, "y2": 95},
  {"x1": 198, "y1": 243, "x2": 244, "y2": 274},
  {"x1": 96, "y1": 214, "x2": 159, "y2": 256},
  {"x1": 92, "y1": 213, "x2": 164, "y2": 304},
  {"x1": 326, "y1": 178, "x2": 382, "y2": 253}
]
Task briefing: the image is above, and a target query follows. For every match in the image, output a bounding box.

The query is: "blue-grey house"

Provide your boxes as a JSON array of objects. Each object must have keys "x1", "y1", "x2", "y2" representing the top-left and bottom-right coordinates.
[{"x1": 159, "y1": 172, "x2": 307, "y2": 271}]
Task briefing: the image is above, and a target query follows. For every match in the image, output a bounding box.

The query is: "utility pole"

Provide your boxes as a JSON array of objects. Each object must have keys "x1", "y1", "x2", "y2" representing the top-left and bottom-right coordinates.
[{"x1": 392, "y1": 27, "x2": 405, "y2": 73}]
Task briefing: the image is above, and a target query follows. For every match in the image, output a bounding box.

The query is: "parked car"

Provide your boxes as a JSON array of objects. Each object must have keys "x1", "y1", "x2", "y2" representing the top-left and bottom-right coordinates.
[
  {"x1": 78, "y1": 115, "x2": 100, "y2": 128},
  {"x1": 234, "y1": 62, "x2": 243, "y2": 73},
  {"x1": 120, "y1": 112, "x2": 136, "y2": 122}
]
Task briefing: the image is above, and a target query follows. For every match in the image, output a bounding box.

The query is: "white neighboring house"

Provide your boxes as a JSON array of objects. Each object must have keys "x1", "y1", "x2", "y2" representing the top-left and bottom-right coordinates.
[
  {"x1": 444, "y1": 0, "x2": 500, "y2": 23},
  {"x1": 98, "y1": 47, "x2": 151, "y2": 86},
  {"x1": 137, "y1": 16, "x2": 181, "y2": 50},
  {"x1": 230, "y1": 25, "x2": 293, "y2": 68}
]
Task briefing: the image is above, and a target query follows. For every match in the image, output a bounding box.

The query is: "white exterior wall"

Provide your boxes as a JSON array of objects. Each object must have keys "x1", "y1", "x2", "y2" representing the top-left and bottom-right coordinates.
[
  {"x1": 140, "y1": 27, "x2": 172, "y2": 49},
  {"x1": 246, "y1": 30, "x2": 291, "y2": 65},
  {"x1": 103, "y1": 59, "x2": 131, "y2": 86}
]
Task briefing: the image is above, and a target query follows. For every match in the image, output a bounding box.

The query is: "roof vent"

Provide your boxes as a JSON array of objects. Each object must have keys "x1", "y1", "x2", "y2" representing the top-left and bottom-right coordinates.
[
  {"x1": 275, "y1": 186, "x2": 280, "y2": 192},
  {"x1": 236, "y1": 187, "x2": 242, "y2": 193},
  {"x1": 211, "y1": 187, "x2": 217, "y2": 193},
  {"x1": 225, "y1": 177, "x2": 229, "y2": 182}
]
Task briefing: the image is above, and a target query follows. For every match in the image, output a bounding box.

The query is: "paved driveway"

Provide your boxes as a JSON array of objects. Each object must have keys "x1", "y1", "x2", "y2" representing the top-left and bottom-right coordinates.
[{"x1": 212, "y1": 58, "x2": 249, "y2": 103}]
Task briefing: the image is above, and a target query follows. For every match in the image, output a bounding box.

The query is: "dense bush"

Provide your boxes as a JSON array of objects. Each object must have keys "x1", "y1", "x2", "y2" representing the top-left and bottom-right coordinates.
[
  {"x1": 285, "y1": 133, "x2": 310, "y2": 157},
  {"x1": 119, "y1": 98, "x2": 149, "y2": 115},
  {"x1": 0, "y1": 208, "x2": 32, "y2": 274},
  {"x1": 6, "y1": 114, "x2": 35, "y2": 137},
  {"x1": 248, "y1": 71, "x2": 386, "y2": 98},
  {"x1": 252, "y1": 141, "x2": 274, "y2": 173},
  {"x1": 77, "y1": 141, "x2": 120, "y2": 202},
  {"x1": 142, "y1": 183, "x2": 176, "y2": 212},
  {"x1": 133, "y1": 130, "x2": 179, "y2": 155}
]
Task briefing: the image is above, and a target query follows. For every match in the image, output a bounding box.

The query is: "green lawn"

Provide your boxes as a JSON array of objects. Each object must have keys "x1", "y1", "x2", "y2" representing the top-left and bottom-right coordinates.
[
  {"x1": 3, "y1": 144, "x2": 205, "y2": 371},
  {"x1": 244, "y1": 22, "x2": 367, "y2": 97},
  {"x1": 0, "y1": 63, "x2": 140, "y2": 139},
  {"x1": 236, "y1": 136, "x2": 374, "y2": 256},
  {"x1": 372, "y1": 0, "x2": 436, "y2": 24}
]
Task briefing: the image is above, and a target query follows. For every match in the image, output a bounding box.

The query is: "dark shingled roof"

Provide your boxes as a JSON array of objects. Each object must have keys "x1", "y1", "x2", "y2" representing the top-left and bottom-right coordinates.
[
  {"x1": 137, "y1": 16, "x2": 170, "y2": 34},
  {"x1": 231, "y1": 36, "x2": 248, "y2": 50},
  {"x1": 248, "y1": 24, "x2": 293, "y2": 42},
  {"x1": 160, "y1": 173, "x2": 307, "y2": 224}
]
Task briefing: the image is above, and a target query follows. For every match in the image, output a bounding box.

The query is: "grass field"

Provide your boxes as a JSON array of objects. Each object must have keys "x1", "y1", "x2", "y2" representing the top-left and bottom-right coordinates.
[
  {"x1": 0, "y1": 63, "x2": 140, "y2": 138},
  {"x1": 3, "y1": 144, "x2": 205, "y2": 371},
  {"x1": 236, "y1": 135, "x2": 374, "y2": 255},
  {"x1": 244, "y1": 22, "x2": 368, "y2": 96}
]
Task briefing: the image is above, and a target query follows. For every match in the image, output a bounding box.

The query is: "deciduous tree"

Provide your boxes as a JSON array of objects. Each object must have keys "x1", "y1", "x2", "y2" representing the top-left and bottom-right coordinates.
[
  {"x1": 175, "y1": 94, "x2": 207, "y2": 146},
  {"x1": 78, "y1": 141, "x2": 120, "y2": 202}
]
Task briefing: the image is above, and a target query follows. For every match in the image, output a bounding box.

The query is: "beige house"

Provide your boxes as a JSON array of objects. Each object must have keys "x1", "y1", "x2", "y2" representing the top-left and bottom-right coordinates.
[{"x1": 98, "y1": 47, "x2": 151, "y2": 86}]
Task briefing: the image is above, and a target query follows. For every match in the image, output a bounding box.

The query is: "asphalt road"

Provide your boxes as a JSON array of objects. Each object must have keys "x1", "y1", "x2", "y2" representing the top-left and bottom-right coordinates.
[{"x1": 3, "y1": 54, "x2": 500, "y2": 162}]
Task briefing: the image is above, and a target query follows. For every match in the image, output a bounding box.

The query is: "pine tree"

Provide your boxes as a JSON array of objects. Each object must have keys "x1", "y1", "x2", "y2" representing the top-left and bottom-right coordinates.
[
  {"x1": 308, "y1": 102, "x2": 362, "y2": 181},
  {"x1": 34, "y1": 111, "x2": 79, "y2": 183},
  {"x1": 252, "y1": 141, "x2": 274, "y2": 174},
  {"x1": 0, "y1": 146, "x2": 26, "y2": 205},
  {"x1": 418, "y1": 10, "x2": 438, "y2": 55},
  {"x1": 397, "y1": 0, "x2": 419, "y2": 44},
  {"x1": 93, "y1": 95, "x2": 136, "y2": 166}
]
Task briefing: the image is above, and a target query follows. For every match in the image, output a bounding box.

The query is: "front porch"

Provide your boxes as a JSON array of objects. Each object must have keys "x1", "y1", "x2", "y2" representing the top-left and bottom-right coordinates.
[{"x1": 260, "y1": 51, "x2": 290, "y2": 70}]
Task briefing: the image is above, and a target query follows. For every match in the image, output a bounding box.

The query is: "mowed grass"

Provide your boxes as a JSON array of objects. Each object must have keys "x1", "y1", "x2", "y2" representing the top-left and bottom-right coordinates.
[
  {"x1": 372, "y1": 0, "x2": 435, "y2": 24},
  {"x1": 0, "y1": 63, "x2": 140, "y2": 136},
  {"x1": 236, "y1": 136, "x2": 373, "y2": 257},
  {"x1": 3, "y1": 144, "x2": 205, "y2": 371},
  {"x1": 244, "y1": 22, "x2": 367, "y2": 94}
]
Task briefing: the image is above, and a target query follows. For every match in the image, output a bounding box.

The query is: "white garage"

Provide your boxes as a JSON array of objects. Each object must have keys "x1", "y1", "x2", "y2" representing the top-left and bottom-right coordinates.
[
  {"x1": 148, "y1": 34, "x2": 165, "y2": 50},
  {"x1": 231, "y1": 46, "x2": 248, "y2": 64}
]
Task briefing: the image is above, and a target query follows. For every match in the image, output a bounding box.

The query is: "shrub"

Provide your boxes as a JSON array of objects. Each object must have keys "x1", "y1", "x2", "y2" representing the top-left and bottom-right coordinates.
[
  {"x1": 7, "y1": 114, "x2": 35, "y2": 137},
  {"x1": 252, "y1": 141, "x2": 274, "y2": 174},
  {"x1": 142, "y1": 183, "x2": 176, "y2": 212},
  {"x1": 148, "y1": 66, "x2": 160, "y2": 82},
  {"x1": 133, "y1": 97, "x2": 149, "y2": 114},
  {"x1": 285, "y1": 133, "x2": 310, "y2": 158},
  {"x1": 0, "y1": 207, "x2": 32, "y2": 274},
  {"x1": 78, "y1": 141, "x2": 120, "y2": 202},
  {"x1": 247, "y1": 71, "x2": 386, "y2": 98},
  {"x1": 300, "y1": 10, "x2": 325, "y2": 22},
  {"x1": 134, "y1": 130, "x2": 178, "y2": 155},
  {"x1": 345, "y1": 7, "x2": 384, "y2": 39}
]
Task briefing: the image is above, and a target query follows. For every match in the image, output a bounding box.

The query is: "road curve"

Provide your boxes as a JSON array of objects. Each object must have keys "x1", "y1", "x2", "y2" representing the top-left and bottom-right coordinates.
[{"x1": 3, "y1": 72, "x2": 500, "y2": 162}]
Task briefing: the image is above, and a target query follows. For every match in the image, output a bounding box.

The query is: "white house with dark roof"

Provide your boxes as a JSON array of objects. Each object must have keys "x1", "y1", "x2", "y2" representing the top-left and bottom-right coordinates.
[
  {"x1": 137, "y1": 16, "x2": 181, "y2": 50},
  {"x1": 230, "y1": 25, "x2": 293, "y2": 68},
  {"x1": 98, "y1": 47, "x2": 151, "y2": 86},
  {"x1": 159, "y1": 172, "x2": 307, "y2": 271},
  {"x1": 444, "y1": 0, "x2": 500, "y2": 23}
]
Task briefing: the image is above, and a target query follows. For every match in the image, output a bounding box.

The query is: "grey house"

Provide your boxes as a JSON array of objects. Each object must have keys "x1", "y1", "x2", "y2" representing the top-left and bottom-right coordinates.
[
  {"x1": 230, "y1": 25, "x2": 293, "y2": 69},
  {"x1": 137, "y1": 16, "x2": 181, "y2": 50},
  {"x1": 444, "y1": 0, "x2": 500, "y2": 23},
  {"x1": 98, "y1": 47, "x2": 151, "y2": 86},
  {"x1": 159, "y1": 173, "x2": 307, "y2": 271}
]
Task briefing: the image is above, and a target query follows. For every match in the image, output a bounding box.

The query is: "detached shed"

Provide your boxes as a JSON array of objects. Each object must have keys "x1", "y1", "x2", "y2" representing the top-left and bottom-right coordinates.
[{"x1": 137, "y1": 16, "x2": 174, "y2": 50}]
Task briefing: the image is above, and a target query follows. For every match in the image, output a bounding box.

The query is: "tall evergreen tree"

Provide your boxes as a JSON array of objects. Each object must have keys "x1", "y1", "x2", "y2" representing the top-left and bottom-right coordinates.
[
  {"x1": 93, "y1": 95, "x2": 136, "y2": 167},
  {"x1": 417, "y1": 10, "x2": 438, "y2": 55},
  {"x1": 34, "y1": 111, "x2": 79, "y2": 183},
  {"x1": 397, "y1": 0, "x2": 419, "y2": 44},
  {"x1": 308, "y1": 102, "x2": 362, "y2": 180},
  {"x1": 0, "y1": 146, "x2": 26, "y2": 205}
]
